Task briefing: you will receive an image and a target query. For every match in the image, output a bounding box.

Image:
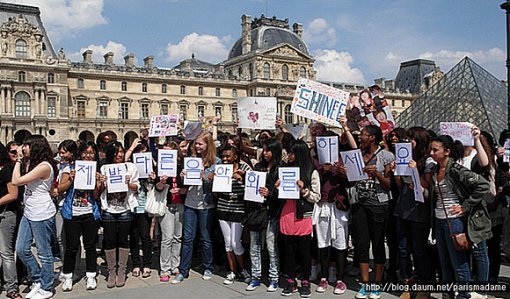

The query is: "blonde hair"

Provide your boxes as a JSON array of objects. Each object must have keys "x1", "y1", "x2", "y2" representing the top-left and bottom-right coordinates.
[{"x1": 195, "y1": 132, "x2": 217, "y2": 168}]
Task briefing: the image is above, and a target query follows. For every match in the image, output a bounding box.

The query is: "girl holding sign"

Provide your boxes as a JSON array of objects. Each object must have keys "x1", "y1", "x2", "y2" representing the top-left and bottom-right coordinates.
[
  {"x1": 245, "y1": 138, "x2": 282, "y2": 292},
  {"x1": 57, "y1": 141, "x2": 102, "y2": 292},
  {"x1": 278, "y1": 140, "x2": 321, "y2": 298},
  {"x1": 214, "y1": 145, "x2": 252, "y2": 285},
  {"x1": 11, "y1": 135, "x2": 57, "y2": 299},
  {"x1": 172, "y1": 132, "x2": 221, "y2": 284},
  {"x1": 351, "y1": 125, "x2": 394, "y2": 299},
  {"x1": 97, "y1": 141, "x2": 140, "y2": 288}
]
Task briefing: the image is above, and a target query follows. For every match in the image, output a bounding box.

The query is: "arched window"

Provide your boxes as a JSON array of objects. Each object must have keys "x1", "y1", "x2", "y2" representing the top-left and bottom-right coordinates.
[
  {"x1": 162, "y1": 83, "x2": 167, "y2": 93},
  {"x1": 238, "y1": 66, "x2": 243, "y2": 79},
  {"x1": 48, "y1": 73, "x2": 55, "y2": 84},
  {"x1": 142, "y1": 83, "x2": 148, "y2": 92},
  {"x1": 77, "y1": 78, "x2": 84, "y2": 89},
  {"x1": 300, "y1": 66, "x2": 307, "y2": 78},
  {"x1": 215, "y1": 87, "x2": 221, "y2": 97},
  {"x1": 18, "y1": 71, "x2": 26, "y2": 82},
  {"x1": 180, "y1": 85, "x2": 186, "y2": 95},
  {"x1": 15, "y1": 91, "x2": 31, "y2": 117},
  {"x1": 15, "y1": 39, "x2": 27, "y2": 58},
  {"x1": 100, "y1": 80, "x2": 106, "y2": 90},
  {"x1": 232, "y1": 89, "x2": 237, "y2": 97},
  {"x1": 263, "y1": 63, "x2": 270, "y2": 79},
  {"x1": 198, "y1": 86, "x2": 204, "y2": 95},
  {"x1": 282, "y1": 64, "x2": 289, "y2": 80},
  {"x1": 284, "y1": 104, "x2": 293, "y2": 124},
  {"x1": 121, "y1": 81, "x2": 127, "y2": 91}
]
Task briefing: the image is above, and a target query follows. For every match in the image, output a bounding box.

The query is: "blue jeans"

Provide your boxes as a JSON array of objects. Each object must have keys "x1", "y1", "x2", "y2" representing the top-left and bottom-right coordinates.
[
  {"x1": 434, "y1": 217, "x2": 471, "y2": 299},
  {"x1": 471, "y1": 240, "x2": 489, "y2": 294},
  {"x1": 178, "y1": 206, "x2": 214, "y2": 277},
  {"x1": 16, "y1": 216, "x2": 55, "y2": 292},
  {"x1": 396, "y1": 218, "x2": 432, "y2": 282},
  {"x1": 0, "y1": 211, "x2": 18, "y2": 292},
  {"x1": 249, "y1": 218, "x2": 279, "y2": 281}
]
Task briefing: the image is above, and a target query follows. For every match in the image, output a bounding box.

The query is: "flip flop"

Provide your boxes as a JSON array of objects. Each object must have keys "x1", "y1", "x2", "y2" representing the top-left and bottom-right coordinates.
[
  {"x1": 142, "y1": 268, "x2": 151, "y2": 278},
  {"x1": 132, "y1": 268, "x2": 141, "y2": 277}
]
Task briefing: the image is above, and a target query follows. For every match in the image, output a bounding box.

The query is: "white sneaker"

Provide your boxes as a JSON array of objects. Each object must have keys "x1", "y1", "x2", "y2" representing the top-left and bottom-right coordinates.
[
  {"x1": 309, "y1": 264, "x2": 320, "y2": 281},
  {"x1": 26, "y1": 282, "x2": 41, "y2": 299},
  {"x1": 470, "y1": 292, "x2": 487, "y2": 299},
  {"x1": 61, "y1": 273, "x2": 73, "y2": 292},
  {"x1": 328, "y1": 266, "x2": 337, "y2": 283},
  {"x1": 31, "y1": 289, "x2": 53, "y2": 299},
  {"x1": 86, "y1": 272, "x2": 97, "y2": 290},
  {"x1": 223, "y1": 272, "x2": 235, "y2": 285}
]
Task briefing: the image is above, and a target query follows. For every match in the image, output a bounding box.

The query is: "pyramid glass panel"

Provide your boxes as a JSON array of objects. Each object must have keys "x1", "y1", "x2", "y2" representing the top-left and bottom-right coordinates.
[{"x1": 397, "y1": 57, "x2": 508, "y2": 138}]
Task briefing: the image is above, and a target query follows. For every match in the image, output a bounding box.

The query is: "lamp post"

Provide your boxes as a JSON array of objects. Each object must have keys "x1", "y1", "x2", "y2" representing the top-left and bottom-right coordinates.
[{"x1": 501, "y1": 1, "x2": 510, "y2": 128}]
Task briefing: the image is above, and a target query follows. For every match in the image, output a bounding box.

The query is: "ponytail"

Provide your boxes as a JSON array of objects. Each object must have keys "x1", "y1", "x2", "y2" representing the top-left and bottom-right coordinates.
[{"x1": 432, "y1": 135, "x2": 464, "y2": 161}]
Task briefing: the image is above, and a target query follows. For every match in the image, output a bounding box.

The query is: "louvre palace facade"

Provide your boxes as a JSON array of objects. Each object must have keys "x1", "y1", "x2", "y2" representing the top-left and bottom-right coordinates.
[{"x1": 0, "y1": 2, "x2": 419, "y2": 146}]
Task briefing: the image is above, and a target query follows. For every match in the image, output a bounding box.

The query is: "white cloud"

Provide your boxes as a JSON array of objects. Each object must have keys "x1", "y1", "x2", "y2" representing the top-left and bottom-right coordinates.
[
  {"x1": 68, "y1": 41, "x2": 128, "y2": 64},
  {"x1": 303, "y1": 18, "x2": 336, "y2": 47},
  {"x1": 313, "y1": 49, "x2": 366, "y2": 84},
  {"x1": 418, "y1": 48, "x2": 505, "y2": 66},
  {"x1": 166, "y1": 33, "x2": 230, "y2": 65},
  {"x1": 4, "y1": 0, "x2": 107, "y2": 41}
]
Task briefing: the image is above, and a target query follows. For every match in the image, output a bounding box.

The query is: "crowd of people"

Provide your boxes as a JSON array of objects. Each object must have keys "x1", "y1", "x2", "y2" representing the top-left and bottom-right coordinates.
[{"x1": 0, "y1": 113, "x2": 508, "y2": 299}]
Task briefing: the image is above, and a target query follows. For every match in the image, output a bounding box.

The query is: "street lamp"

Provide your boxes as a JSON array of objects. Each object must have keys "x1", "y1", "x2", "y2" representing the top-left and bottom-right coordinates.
[{"x1": 501, "y1": 0, "x2": 510, "y2": 128}]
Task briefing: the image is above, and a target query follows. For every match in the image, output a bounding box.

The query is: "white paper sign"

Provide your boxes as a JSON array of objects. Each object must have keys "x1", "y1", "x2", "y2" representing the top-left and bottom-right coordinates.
[
  {"x1": 237, "y1": 97, "x2": 277, "y2": 130},
  {"x1": 103, "y1": 164, "x2": 128, "y2": 193},
  {"x1": 158, "y1": 150, "x2": 178, "y2": 177},
  {"x1": 411, "y1": 168, "x2": 424, "y2": 203},
  {"x1": 317, "y1": 136, "x2": 339, "y2": 164},
  {"x1": 284, "y1": 124, "x2": 308, "y2": 140},
  {"x1": 184, "y1": 157, "x2": 203, "y2": 186},
  {"x1": 149, "y1": 114, "x2": 179, "y2": 137},
  {"x1": 74, "y1": 161, "x2": 96, "y2": 190},
  {"x1": 291, "y1": 78, "x2": 349, "y2": 127},
  {"x1": 504, "y1": 139, "x2": 510, "y2": 163},
  {"x1": 133, "y1": 152, "x2": 153, "y2": 179},
  {"x1": 395, "y1": 143, "x2": 412, "y2": 176},
  {"x1": 340, "y1": 149, "x2": 369, "y2": 182},
  {"x1": 212, "y1": 164, "x2": 233, "y2": 193},
  {"x1": 244, "y1": 171, "x2": 266, "y2": 203},
  {"x1": 278, "y1": 167, "x2": 300, "y2": 199},
  {"x1": 439, "y1": 122, "x2": 473, "y2": 146}
]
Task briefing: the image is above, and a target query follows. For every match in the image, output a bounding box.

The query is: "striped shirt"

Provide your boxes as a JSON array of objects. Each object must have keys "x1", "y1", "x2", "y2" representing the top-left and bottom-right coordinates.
[
  {"x1": 216, "y1": 162, "x2": 251, "y2": 222},
  {"x1": 434, "y1": 180, "x2": 462, "y2": 219}
]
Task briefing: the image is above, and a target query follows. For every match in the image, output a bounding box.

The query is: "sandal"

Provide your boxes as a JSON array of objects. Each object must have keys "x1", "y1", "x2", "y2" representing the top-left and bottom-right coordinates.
[
  {"x1": 132, "y1": 267, "x2": 141, "y2": 277},
  {"x1": 6, "y1": 290, "x2": 22, "y2": 299},
  {"x1": 142, "y1": 268, "x2": 151, "y2": 278}
]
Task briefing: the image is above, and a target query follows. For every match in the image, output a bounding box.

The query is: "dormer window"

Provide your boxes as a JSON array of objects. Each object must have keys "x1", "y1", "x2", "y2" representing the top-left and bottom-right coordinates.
[{"x1": 15, "y1": 39, "x2": 27, "y2": 58}]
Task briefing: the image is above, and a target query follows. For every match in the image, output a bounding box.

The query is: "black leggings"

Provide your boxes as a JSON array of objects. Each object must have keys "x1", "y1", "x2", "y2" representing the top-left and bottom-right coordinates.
[
  {"x1": 102, "y1": 212, "x2": 132, "y2": 250},
  {"x1": 63, "y1": 214, "x2": 98, "y2": 273},
  {"x1": 281, "y1": 234, "x2": 311, "y2": 279},
  {"x1": 319, "y1": 247, "x2": 347, "y2": 280},
  {"x1": 129, "y1": 213, "x2": 153, "y2": 268},
  {"x1": 351, "y1": 204, "x2": 388, "y2": 264}
]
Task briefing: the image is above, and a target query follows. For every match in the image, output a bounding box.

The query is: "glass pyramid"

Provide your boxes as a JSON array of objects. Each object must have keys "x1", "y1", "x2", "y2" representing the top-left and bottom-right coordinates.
[{"x1": 396, "y1": 57, "x2": 508, "y2": 139}]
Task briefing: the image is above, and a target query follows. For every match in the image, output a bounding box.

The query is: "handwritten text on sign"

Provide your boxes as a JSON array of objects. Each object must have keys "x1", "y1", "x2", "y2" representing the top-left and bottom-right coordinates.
[
  {"x1": 158, "y1": 150, "x2": 177, "y2": 177},
  {"x1": 104, "y1": 164, "x2": 128, "y2": 193},
  {"x1": 244, "y1": 171, "x2": 267, "y2": 203},
  {"x1": 317, "y1": 136, "x2": 339, "y2": 164},
  {"x1": 291, "y1": 78, "x2": 349, "y2": 127},
  {"x1": 237, "y1": 97, "x2": 277, "y2": 130},
  {"x1": 184, "y1": 157, "x2": 203, "y2": 186},
  {"x1": 212, "y1": 164, "x2": 233, "y2": 193},
  {"x1": 149, "y1": 114, "x2": 179, "y2": 137},
  {"x1": 395, "y1": 143, "x2": 412, "y2": 176},
  {"x1": 74, "y1": 160, "x2": 96, "y2": 190},
  {"x1": 440, "y1": 122, "x2": 473, "y2": 146},
  {"x1": 340, "y1": 149, "x2": 369, "y2": 182},
  {"x1": 278, "y1": 167, "x2": 300, "y2": 199},
  {"x1": 133, "y1": 152, "x2": 153, "y2": 179}
]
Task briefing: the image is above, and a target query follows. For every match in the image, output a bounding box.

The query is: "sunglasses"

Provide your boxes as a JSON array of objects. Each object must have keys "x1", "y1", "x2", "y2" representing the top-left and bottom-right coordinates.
[{"x1": 9, "y1": 150, "x2": 17, "y2": 155}]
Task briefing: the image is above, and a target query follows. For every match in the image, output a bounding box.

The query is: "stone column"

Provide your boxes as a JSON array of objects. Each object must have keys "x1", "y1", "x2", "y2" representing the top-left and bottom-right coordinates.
[
  {"x1": 0, "y1": 88, "x2": 4, "y2": 113},
  {"x1": 35, "y1": 89, "x2": 40, "y2": 115},
  {"x1": 41, "y1": 90, "x2": 46, "y2": 115},
  {"x1": 0, "y1": 126, "x2": 5, "y2": 144},
  {"x1": 6, "y1": 88, "x2": 11, "y2": 114}
]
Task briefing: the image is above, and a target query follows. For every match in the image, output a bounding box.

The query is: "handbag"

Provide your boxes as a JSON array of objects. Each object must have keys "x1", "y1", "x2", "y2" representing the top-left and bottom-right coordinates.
[
  {"x1": 145, "y1": 185, "x2": 169, "y2": 217},
  {"x1": 241, "y1": 206, "x2": 268, "y2": 231},
  {"x1": 436, "y1": 181, "x2": 472, "y2": 251}
]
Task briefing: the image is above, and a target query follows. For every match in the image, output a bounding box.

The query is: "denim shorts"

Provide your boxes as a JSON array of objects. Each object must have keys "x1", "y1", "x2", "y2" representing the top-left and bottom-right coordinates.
[{"x1": 101, "y1": 210, "x2": 133, "y2": 222}]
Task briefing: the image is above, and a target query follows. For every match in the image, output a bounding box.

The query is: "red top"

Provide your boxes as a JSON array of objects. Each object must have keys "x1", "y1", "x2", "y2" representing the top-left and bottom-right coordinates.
[{"x1": 279, "y1": 200, "x2": 313, "y2": 236}]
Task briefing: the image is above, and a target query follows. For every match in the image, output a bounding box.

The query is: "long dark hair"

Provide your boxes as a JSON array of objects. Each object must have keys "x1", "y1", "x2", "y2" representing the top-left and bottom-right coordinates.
[
  {"x1": 406, "y1": 127, "x2": 430, "y2": 173},
  {"x1": 0, "y1": 142, "x2": 10, "y2": 167},
  {"x1": 289, "y1": 140, "x2": 314, "y2": 189},
  {"x1": 258, "y1": 138, "x2": 282, "y2": 175},
  {"x1": 78, "y1": 141, "x2": 99, "y2": 162},
  {"x1": 432, "y1": 135, "x2": 464, "y2": 162},
  {"x1": 23, "y1": 135, "x2": 56, "y2": 174},
  {"x1": 104, "y1": 141, "x2": 124, "y2": 164}
]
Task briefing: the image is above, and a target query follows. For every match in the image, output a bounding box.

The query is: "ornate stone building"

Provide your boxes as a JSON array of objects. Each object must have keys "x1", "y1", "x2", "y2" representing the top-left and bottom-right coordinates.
[{"x1": 0, "y1": 3, "x2": 417, "y2": 146}]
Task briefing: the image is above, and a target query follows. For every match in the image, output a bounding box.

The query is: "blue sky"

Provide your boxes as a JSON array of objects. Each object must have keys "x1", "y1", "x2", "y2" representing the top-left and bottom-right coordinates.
[{"x1": 6, "y1": 0, "x2": 507, "y2": 85}]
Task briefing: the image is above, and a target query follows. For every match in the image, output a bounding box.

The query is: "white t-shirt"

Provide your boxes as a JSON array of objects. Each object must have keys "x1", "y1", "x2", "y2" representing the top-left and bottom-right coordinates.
[
  {"x1": 24, "y1": 162, "x2": 56, "y2": 221},
  {"x1": 62, "y1": 165, "x2": 94, "y2": 216},
  {"x1": 100, "y1": 162, "x2": 140, "y2": 214}
]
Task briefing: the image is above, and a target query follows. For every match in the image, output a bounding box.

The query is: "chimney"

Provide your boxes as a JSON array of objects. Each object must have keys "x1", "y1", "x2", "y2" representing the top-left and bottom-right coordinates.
[
  {"x1": 124, "y1": 53, "x2": 135, "y2": 67},
  {"x1": 292, "y1": 23, "x2": 303, "y2": 37},
  {"x1": 143, "y1": 55, "x2": 154, "y2": 69},
  {"x1": 241, "y1": 15, "x2": 252, "y2": 55},
  {"x1": 103, "y1": 52, "x2": 114, "y2": 65},
  {"x1": 82, "y1": 49, "x2": 93, "y2": 63}
]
